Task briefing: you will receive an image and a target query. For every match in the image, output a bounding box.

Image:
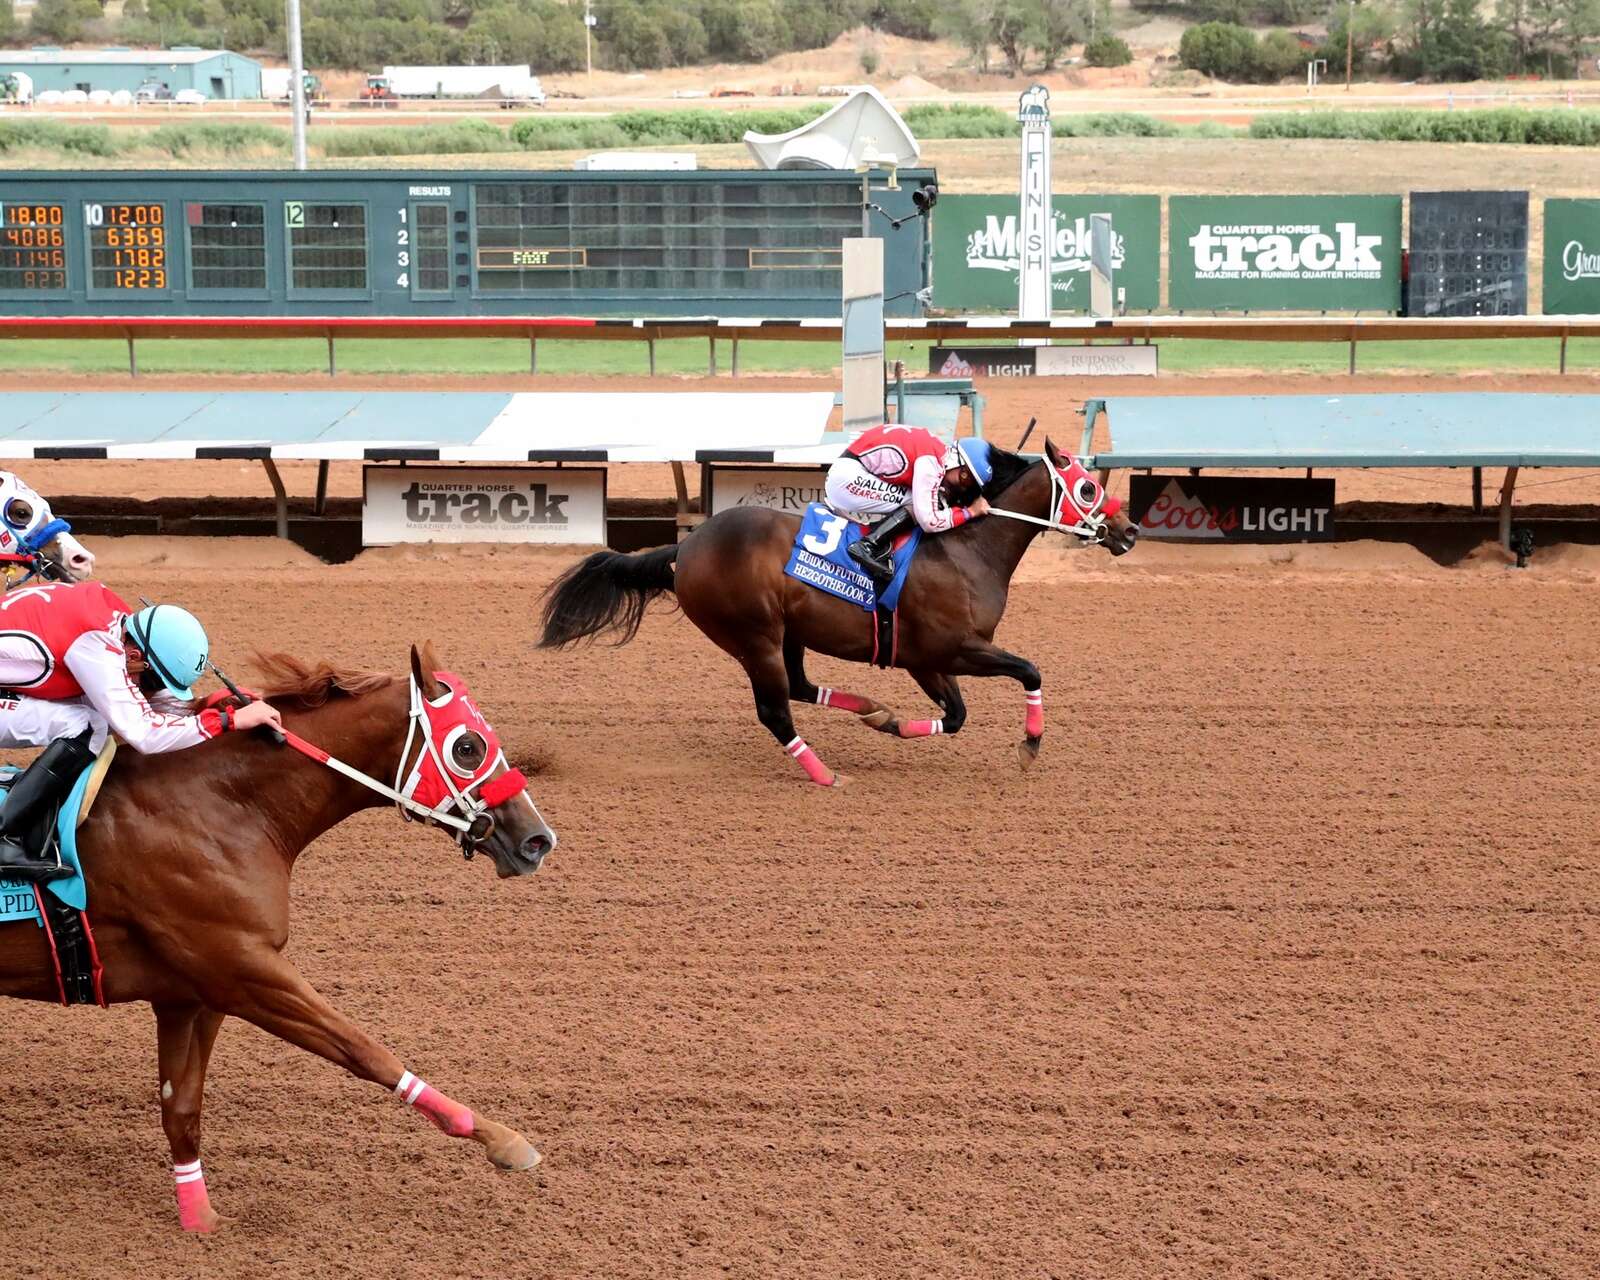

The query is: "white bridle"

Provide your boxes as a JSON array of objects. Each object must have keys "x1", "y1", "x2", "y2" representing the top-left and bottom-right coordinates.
[
  {"x1": 988, "y1": 461, "x2": 1111, "y2": 542},
  {"x1": 394, "y1": 676, "x2": 508, "y2": 842}
]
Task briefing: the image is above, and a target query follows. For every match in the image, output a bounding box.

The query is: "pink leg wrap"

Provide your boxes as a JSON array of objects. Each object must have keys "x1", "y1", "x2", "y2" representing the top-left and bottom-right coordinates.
[
  {"x1": 898, "y1": 719, "x2": 944, "y2": 738},
  {"x1": 396, "y1": 1070, "x2": 475, "y2": 1138},
  {"x1": 784, "y1": 735, "x2": 835, "y2": 786},
  {"x1": 173, "y1": 1160, "x2": 214, "y2": 1233},
  {"x1": 816, "y1": 687, "x2": 871, "y2": 715},
  {"x1": 1025, "y1": 689, "x2": 1044, "y2": 738}
]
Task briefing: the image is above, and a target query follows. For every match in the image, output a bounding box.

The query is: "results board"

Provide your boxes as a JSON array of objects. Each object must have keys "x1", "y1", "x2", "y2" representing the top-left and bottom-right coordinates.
[{"x1": 0, "y1": 170, "x2": 935, "y2": 317}]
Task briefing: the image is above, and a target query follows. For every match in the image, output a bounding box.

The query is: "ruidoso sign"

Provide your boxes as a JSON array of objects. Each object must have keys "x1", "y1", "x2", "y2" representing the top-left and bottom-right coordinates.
[
  {"x1": 932, "y1": 194, "x2": 1160, "y2": 311},
  {"x1": 1168, "y1": 196, "x2": 1401, "y2": 311},
  {"x1": 1129, "y1": 474, "x2": 1335, "y2": 542},
  {"x1": 362, "y1": 466, "x2": 606, "y2": 545},
  {"x1": 930, "y1": 345, "x2": 1158, "y2": 378},
  {"x1": 709, "y1": 466, "x2": 829, "y2": 516},
  {"x1": 1542, "y1": 198, "x2": 1600, "y2": 314}
]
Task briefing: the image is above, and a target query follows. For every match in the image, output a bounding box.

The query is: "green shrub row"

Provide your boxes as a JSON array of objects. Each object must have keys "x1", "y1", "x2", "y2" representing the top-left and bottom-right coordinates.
[{"x1": 1250, "y1": 108, "x2": 1600, "y2": 146}]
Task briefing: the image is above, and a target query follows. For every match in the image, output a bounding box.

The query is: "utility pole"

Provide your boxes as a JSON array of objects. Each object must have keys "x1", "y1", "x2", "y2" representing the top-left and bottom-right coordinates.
[
  {"x1": 1345, "y1": 0, "x2": 1354, "y2": 91},
  {"x1": 286, "y1": 0, "x2": 307, "y2": 171}
]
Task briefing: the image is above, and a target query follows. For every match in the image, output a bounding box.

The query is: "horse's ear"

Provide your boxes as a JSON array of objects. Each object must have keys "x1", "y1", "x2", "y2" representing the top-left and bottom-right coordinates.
[
  {"x1": 410, "y1": 643, "x2": 444, "y2": 699},
  {"x1": 1043, "y1": 437, "x2": 1066, "y2": 468}
]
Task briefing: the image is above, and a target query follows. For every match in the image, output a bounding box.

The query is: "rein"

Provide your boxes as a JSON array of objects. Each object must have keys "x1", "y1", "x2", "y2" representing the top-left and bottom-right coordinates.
[{"x1": 230, "y1": 670, "x2": 525, "y2": 849}]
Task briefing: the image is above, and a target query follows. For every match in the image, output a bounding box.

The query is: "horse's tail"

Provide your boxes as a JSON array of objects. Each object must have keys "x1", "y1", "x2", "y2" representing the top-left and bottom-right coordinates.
[{"x1": 538, "y1": 544, "x2": 679, "y2": 649}]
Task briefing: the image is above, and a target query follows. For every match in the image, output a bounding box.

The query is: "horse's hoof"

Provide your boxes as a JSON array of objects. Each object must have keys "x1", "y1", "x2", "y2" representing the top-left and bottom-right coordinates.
[
  {"x1": 181, "y1": 1206, "x2": 221, "y2": 1234},
  {"x1": 858, "y1": 708, "x2": 895, "y2": 733},
  {"x1": 829, "y1": 773, "x2": 850, "y2": 788},
  {"x1": 1018, "y1": 737, "x2": 1041, "y2": 770},
  {"x1": 476, "y1": 1119, "x2": 542, "y2": 1172}
]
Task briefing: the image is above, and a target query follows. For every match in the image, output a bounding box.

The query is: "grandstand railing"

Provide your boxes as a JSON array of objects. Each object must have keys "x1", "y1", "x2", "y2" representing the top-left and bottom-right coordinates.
[{"x1": 5, "y1": 314, "x2": 1600, "y2": 377}]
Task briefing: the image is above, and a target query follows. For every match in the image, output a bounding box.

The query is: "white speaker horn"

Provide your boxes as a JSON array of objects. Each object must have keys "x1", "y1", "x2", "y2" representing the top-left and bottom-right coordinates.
[{"x1": 743, "y1": 87, "x2": 920, "y2": 172}]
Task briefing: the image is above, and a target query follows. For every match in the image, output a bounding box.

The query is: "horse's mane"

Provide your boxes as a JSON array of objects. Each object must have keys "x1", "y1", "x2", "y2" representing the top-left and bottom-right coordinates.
[
  {"x1": 249, "y1": 652, "x2": 395, "y2": 708},
  {"x1": 978, "y1": 444, "x2": 1039, "y2": 500}
]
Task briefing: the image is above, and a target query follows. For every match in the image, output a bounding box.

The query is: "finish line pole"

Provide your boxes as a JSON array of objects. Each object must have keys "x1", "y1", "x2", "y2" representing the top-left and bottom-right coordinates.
[{"x1": 287, "y1": 0, "x2": 308, "y2": 171}]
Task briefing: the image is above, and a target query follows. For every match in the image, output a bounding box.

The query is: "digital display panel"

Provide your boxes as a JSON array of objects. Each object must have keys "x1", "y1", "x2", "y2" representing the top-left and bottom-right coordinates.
[
  {"x1": 286, "y1": 200, "x2": 368, "y2": 292},
  {"x1": 0, "y1": 203, "x2": 67, "y2": 291},
  {"x1": 471, "y1": 181, "x2": 859, "y2": 296},
  {"x1": 412, "y1": 202, "x2": 451, "y2": 294},
  {"x1": 86, "y1": 201, "x2": 168, "y2": 291},
  {"x1": 186, "y1": 202, "x2": 266, "y2": 291}
]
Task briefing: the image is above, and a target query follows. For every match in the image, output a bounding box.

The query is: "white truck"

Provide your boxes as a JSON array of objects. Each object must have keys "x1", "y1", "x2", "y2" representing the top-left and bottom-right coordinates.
[{"x1": 379, "y1": 65, "x2": 545, "y2": 107}]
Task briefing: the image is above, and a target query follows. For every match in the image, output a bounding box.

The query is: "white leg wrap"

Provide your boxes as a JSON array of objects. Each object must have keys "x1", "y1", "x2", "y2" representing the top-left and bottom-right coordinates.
[
  {"x1": 394, "y1": 1070, "x2": 427, "y2": 1105},
  {"x1": 173, "y1": 1159, "x2": 204, "y2": 1185}
]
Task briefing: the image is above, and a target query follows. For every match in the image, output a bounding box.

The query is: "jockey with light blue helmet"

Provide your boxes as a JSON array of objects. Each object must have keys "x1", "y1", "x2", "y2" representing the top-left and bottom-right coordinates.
[
  {"x1": 825, "y1": 424, "x2": 996, "y2": 586},
  {"x1": 0, "y1": 582, "x2": 282, "y2": 881}
]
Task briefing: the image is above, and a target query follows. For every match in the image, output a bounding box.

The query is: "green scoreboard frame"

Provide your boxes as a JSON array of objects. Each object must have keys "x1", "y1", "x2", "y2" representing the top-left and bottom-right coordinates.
[{"x1": 0, "y1": 169, "x2": 935, "y2": 318}]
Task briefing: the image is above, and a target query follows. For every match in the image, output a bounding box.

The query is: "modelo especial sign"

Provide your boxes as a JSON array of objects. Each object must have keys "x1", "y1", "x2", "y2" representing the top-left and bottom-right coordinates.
[
  {"x1": 363, "y1": 466, "x2": 606, "y2": 545},
  {"x1": 931, "y1": 194, "x2": 1160, "y2": 312},
  {"x1": 1168, "y1": 195, "x2": 1401, "y2": 312}
]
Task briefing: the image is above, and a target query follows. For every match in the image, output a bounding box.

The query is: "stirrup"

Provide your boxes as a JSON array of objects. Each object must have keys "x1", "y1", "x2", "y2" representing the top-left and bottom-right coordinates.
[
  {"x1": 0, "y1": 840, "x2": 70, "y2": 883},
  {"x1": 846, "y1": 539, "x2": 894, "y2": 584}
]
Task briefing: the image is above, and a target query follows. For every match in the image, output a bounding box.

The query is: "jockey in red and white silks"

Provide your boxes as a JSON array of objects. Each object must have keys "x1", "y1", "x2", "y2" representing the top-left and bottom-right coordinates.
[
  {"x1": 0, "y1": 581, "x2": 272, "y2": 753},
  {"x1": 826, "y1": 424, "x2": 986, "y2": 533},
  {"x1": 826, "y1": 425, "x2": 994, "y2": 586}
]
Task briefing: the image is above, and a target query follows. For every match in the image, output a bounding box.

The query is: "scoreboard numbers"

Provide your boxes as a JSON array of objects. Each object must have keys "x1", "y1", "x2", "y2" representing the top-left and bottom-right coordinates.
[
  {"x1": 0, "y1": 203, "x2": 67, "y2": 292},
  {"x1": 86, "y1": 202, "x2": 168, "y2": 292}
]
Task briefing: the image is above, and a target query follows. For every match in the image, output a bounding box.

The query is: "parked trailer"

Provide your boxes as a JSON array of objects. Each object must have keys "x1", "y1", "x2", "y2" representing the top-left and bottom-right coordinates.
[{"x1": 380, "y1": 65, "x2": 545, "y2": 106}]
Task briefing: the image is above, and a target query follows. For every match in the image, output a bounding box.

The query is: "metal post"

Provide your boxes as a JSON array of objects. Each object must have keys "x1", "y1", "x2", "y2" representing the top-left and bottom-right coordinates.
[
  {"x1": 326, "y1": 333, "x2": 336, "y2": 377},
  {"x1": 127, "y1": 335, "x2": 137, "y2": 377},
  {"x1": 1499, "y1": 465, "x2": 1519, "y2": 551},
  {"x1": 1348, "y1": 335, "x2": 1356, "y2": 375},
  {"x1": 708, "y1": 337, "x2": 717, "y2": 376},
  {"x1": 731, "y1": 335, "x2": 739, "y2": 378},
  {"x1": 1560, "y1": 332, "x2": 1568, "y2": 374},
  {"x1": 648, "y1": 337, "x2": 656, "y2": 376},
  {"x1": 262, "y1": 457, "x2": 290, "y2": 540},
  {"x1": 1472, "y1": 466, "x2": 1483, "y2": 514},
  {"x1": 529, "y1": 336, "x2": 537, "y2": 374},
  {"x1": 287, "y1": 0, "x2": 308, "y2": 171},
  {"x1": 314, "y1": 459, "x2": 329, "y2": 516}
]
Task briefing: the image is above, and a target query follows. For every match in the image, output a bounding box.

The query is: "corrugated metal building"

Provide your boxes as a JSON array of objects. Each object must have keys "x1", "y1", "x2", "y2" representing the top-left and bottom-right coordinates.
[{"x1": 0, "y1": 47, "x2": 263, "y2": 98}]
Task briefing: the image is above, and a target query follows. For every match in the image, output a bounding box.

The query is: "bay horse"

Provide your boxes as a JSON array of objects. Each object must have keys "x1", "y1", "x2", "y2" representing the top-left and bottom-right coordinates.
[
  {"x1": 0, "y1": 642, "x2": 556, "y2": 1232},
  {"x1": 0, "y1": 471, "x2": 95, "y2": 586},
  {"x1": 539, "y1": 438, "x2": 1136, "y2": 785}
]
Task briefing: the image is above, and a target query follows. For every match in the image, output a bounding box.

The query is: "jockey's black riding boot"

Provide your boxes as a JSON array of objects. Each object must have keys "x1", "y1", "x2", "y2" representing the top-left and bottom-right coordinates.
[
  {"x1": 846, "y1": 507, "x2": 916, "y2": 588},
  {"x1": 0, "y1": 730, "x2": 95, "y2": 883}
]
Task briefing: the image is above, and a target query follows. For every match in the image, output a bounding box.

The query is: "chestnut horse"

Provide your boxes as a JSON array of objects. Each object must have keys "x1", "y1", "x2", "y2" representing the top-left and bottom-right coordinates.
[
  {"x1": 0, "y1": 642, "x2": 556, "y2": 1232},
  {"x1": 540, "y1": 439, "x2": 1136, "y2": 785}
]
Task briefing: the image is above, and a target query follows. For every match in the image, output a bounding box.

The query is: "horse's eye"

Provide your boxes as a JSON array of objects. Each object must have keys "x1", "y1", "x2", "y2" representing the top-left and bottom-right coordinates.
[
  {"x1": 4, "y1": 498, "x2": 32, "y2": 530},
  {"x1": 1074, "y1": 479, "x2": 1098, "y2": 508},
  {"x1": 451, "y1": 732, "x2": 485, "y2": 771}
]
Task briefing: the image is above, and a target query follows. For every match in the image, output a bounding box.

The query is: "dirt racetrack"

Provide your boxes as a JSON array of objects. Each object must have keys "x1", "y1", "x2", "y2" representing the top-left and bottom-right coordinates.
[{"x1": 2, "y1": 528, "x2": 1597, "y2": 1280}]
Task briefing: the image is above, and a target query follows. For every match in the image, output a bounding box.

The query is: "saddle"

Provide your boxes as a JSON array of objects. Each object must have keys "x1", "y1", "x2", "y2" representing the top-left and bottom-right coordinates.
[{"x1": 0, "y1": 740, "x2": 116, "y2": 1006}]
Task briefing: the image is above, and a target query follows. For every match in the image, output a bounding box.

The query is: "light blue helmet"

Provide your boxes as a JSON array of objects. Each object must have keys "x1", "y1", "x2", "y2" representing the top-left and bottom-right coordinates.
[
  {"x1": 126, "y1": 604, "x2": 209, "y2": 699},
  {"x1": 956, "y1": 437, "x2": 996, "y2": 489}
]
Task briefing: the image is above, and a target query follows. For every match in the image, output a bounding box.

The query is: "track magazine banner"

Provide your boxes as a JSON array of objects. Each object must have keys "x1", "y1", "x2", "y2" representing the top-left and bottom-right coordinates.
[
  {"x1": 932, "y1": 194, "x2": 1160, "y2": 311},
  {"x1": 1168, "y1": 195, "x2": 1401, "y2": 311},
  {"x1": 1130, "y1": 474, "x2": 1336, "y2": 542},
  {"x1": 363, "y1": 466, "x2": 606, "y2": 545}
]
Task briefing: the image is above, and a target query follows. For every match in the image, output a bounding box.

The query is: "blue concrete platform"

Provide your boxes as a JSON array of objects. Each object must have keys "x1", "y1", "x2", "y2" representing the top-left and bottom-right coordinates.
[{"x1": 1082, "y1": 394, "x2": 1600, "y2": 469}]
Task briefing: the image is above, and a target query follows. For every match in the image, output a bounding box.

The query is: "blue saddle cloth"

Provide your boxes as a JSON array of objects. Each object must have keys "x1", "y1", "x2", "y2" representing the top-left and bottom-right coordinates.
[
  {"x1": 783, "y1": 504, "x2": 922, "y2": 613},
  {"x1": 0, "y1": 762, "x2": 95, "y2": 926}
]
